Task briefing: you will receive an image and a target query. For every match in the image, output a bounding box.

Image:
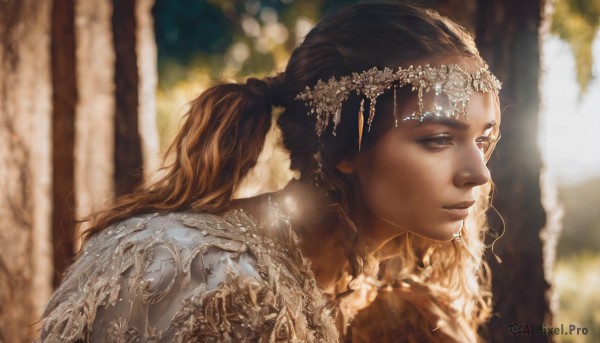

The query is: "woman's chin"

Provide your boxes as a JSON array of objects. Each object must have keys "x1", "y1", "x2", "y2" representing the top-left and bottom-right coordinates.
[{"x1": 411, "y1": 223, "x2": 461, "y2": 241}]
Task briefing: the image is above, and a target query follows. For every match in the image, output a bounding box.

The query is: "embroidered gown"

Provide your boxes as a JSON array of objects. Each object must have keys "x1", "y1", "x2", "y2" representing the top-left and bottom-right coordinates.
[{"x1": 40, "y1": 208, "x2": 339, "y2": 342}]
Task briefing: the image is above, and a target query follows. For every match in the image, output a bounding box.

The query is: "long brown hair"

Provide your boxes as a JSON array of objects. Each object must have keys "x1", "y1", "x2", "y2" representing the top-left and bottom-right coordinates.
[
  {"x1": 83, "y1": 77, "x2": 282, "y2": 240},
  {"x1": 274, "y1": 3, "x2": 496, "y2": 341},
  {"x1": 84, "y1": 2, "x2": 496, "y2": 341}
]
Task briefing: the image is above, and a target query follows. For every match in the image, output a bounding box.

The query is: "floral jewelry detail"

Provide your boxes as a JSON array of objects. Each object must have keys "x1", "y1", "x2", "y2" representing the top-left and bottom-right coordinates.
[
  {"x1": 295, "y1": 64, "x2": 501, "y2": 151},
  {"x1": 453, "y1": 220, "x2": 465, "y2": 242}
]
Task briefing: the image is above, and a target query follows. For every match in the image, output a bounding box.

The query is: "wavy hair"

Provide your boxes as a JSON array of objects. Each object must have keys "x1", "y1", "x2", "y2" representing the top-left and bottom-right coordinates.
[
  {"x1": 275, "y1": 3, "x2": 498, "y2": 341},
  {"x1": 83, "y1": 2, "x2": 498, "y2": 342},
  {"x1": 82, "y1": 77, "x2": 282, "y2": 240}
]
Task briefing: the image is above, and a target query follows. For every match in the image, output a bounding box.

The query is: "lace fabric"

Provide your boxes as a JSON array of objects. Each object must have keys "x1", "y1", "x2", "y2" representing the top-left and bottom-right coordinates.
[{"x1": 40, "y1": 209, "x2": 338, "y2": 342}]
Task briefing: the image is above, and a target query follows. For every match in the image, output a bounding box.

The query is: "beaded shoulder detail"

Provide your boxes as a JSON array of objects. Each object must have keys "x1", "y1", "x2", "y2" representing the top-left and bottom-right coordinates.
[{"x1": 40, "y1": 209, "x2": 338, "y2": 342}]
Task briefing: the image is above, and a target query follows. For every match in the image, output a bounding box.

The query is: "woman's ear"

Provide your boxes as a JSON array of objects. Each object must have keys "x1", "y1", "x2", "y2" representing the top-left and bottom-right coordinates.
[{"x1": 336, "y1": 160, "x2": 354, "y2": 174}]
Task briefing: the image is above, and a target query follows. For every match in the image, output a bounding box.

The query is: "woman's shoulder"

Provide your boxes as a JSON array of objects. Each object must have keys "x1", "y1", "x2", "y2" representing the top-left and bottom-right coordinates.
[
  {"x1": 40, "y1": 210, "x2": 338, "y2": 342},
  {"x1": 83, "y1": 210, "x2": 250, "y2": 252}
]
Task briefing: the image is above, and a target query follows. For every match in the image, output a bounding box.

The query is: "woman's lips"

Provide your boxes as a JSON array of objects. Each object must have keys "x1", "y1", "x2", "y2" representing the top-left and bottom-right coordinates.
[
  {"x1": 442, "y1": 201, "x2": 475, "y2": 219},
  {"x1": 442, "y1": 207, "x2": 470, "y2": 219}
]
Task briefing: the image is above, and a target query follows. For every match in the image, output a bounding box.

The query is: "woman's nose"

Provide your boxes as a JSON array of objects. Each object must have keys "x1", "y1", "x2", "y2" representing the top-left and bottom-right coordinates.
[{"x1": 453, "y1": 145, "x2": 491, "y2": 188}]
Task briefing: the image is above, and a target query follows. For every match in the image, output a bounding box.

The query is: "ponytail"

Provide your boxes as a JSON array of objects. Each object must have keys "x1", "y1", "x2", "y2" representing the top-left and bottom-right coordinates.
[
  {"x1": 166, "y1": 79, "x2": 273, "y2": 211},
  {"x1": 82, "y1": 74, "x2": 285, "y2": 241}
]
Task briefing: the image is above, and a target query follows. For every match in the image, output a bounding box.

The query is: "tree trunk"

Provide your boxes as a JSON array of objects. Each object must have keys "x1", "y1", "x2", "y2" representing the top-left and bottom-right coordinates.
[
  {"x1": 436, "y1": 1, "x2": 552, "y2": 341},
  {"x1": 73, "y1": 0, "x2": 159, "y2": 235},
  {"x1": 0, "y1": 0, "x2": 160, "y2": 341},
  {"x1": 136, "y1": 0, "x2": 161, "y2": 183},
  {"x1": 0, "y1": 1, "x2": 53, "y2": 342},
  {"x1": 73, "y1": 0, "x2": 116, "y2": 243},
  {"x1": 113, "y1": 0, "x2": 144, "y2": 196},
  {"x1": 51, "y1": 0, "x2": 78, "y2": 288},
  {"x1": 475, "y1": 1, "x2": 552, "y2": 342}
]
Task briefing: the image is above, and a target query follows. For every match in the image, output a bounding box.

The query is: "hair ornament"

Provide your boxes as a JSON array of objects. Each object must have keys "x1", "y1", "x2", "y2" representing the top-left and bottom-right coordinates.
[
  {"x1": 295, "y1": 64, "x2": 501, "y2": 144},
  {"x1": 358, "y1": 99, "x2": 365, "y2": 152}
]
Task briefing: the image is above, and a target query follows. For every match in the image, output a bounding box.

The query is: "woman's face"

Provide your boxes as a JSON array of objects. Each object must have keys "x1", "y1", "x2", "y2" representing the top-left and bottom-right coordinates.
[{"x1": 350, "y1": 82, "x2": 500, "y2": 242}]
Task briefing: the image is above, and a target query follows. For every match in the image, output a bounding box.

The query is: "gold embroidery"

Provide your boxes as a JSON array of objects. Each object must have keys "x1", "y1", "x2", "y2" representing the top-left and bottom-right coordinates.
[{"x1": 40, "y1": 210, "x2": 338, "y2": 342}]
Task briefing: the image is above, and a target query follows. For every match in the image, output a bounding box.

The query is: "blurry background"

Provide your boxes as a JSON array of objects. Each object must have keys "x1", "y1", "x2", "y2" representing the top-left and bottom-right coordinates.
[
  {"x1": 0, "y1": 0, "x2": 598, "y2": 342},
  {"x1": 151, "y1": 1, "x2": 600, "y2": 339},
  {"x1": 541, "y1": 21, "x2": 600, "y2": 343}
]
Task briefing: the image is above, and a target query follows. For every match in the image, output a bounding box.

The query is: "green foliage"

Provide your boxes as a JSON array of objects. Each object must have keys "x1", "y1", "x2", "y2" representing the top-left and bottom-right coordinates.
[
  {"x1": 555, "y1": 252, "x2": 600, "y2": 343},
  {"x1": 557, "y1": 177, "x2": 600, "y2": 258},
  {"x1": 153, "y1": 0, "x2": 233, "y2": 75},
  {"x1": 153, "y1": 0, "x2": 316, "y2": 88},
  {"x1": 152, "y1": 0, "x2": 365, "y2": 87},
  {"x1": 152, "y1": 0, "x2": 362, "y2": 150},
  {"x1": 551, "y1": 0, "x2": 600, "y2": 93}
]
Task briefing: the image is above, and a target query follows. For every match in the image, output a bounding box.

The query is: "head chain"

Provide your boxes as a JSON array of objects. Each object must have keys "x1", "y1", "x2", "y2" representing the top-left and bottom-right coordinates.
[{"x1": 295, "y1": 64, "x2": 501, "y2": 151}]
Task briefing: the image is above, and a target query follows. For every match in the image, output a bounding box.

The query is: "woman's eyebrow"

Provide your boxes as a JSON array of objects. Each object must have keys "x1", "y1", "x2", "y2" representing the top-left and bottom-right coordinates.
[{"x1": 412, "y1": 117, "x2": 496, "y2": 131}]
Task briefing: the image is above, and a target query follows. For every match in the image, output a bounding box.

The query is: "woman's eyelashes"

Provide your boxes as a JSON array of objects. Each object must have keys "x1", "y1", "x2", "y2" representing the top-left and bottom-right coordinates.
[
  {"x1": 419, "y1": 134, "x2": 454, "y2": 150},
  {"x1": 477, "y1": 135, "x2": 501, "y2": 155},
  {"x1": 476, "y1": 136, "x2": 494, "y2": 151},
  {"x1": 418, "y1": 134, "x2": 497, "y2": 152}
]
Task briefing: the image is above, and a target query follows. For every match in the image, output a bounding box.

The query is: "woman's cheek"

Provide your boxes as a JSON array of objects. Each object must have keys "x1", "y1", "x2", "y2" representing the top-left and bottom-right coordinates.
[{"x1": 364, "y1": 174, "x2": 406, "y2": 219}]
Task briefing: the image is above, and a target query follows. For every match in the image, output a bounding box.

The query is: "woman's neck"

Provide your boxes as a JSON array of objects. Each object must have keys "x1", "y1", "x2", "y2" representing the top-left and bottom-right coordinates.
[
  {"x1": 348, "y1": 192, "x2": 408, "y2": 254},
  {"x1": 226, "y1": 180, "x2": 350, "y2": 290},
  {"x1": 226, "y1": 179, "x2": 401, "y2": 291},
  {"x1": 295, "y1": 220, "x2": 350, "y2": 292}
]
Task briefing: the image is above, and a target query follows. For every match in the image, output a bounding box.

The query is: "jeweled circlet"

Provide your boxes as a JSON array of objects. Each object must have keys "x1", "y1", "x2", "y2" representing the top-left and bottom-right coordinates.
[{"x1": 295, "y1": 64, "x2": 502, "y2": 149}]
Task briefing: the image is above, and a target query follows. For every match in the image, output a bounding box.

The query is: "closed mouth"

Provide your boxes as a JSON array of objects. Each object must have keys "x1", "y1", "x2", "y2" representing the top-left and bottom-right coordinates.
[
  {"x1": 443, "y1": 200, "x2": 476, "y2": 210},
  {"x1": 442, "y1": 207, "x2": 471, "y2": 220}
]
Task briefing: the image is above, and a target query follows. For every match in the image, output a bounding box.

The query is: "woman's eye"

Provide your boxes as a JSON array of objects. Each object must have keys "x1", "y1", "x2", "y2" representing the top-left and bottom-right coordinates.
[
  {"x1": 476, "y1": 136, "x2": 495, "y2": 152},
  {"x1": 420, "y1": 135, "x2": 454, "y2": 149}
]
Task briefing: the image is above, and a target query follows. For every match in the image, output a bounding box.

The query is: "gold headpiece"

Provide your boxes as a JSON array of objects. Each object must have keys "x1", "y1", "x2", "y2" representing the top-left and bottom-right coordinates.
[{"x1": 295, "y1": 64, "x2": 501, "y2": 150}]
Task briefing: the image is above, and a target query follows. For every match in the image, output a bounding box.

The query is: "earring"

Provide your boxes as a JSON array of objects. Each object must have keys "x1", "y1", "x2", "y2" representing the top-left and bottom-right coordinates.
[
  {"x1": 393, "y1": 85, "x2": 398, "y2": 127},
  {"x1": 453, "y1": 220, "x2": 464, "y2": 241}
]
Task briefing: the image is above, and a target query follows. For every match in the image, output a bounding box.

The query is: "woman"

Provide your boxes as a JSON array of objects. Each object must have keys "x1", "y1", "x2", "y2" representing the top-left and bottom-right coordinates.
[{"x1": 41, "y1": 2, "x2": 501, "y2": 342}]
